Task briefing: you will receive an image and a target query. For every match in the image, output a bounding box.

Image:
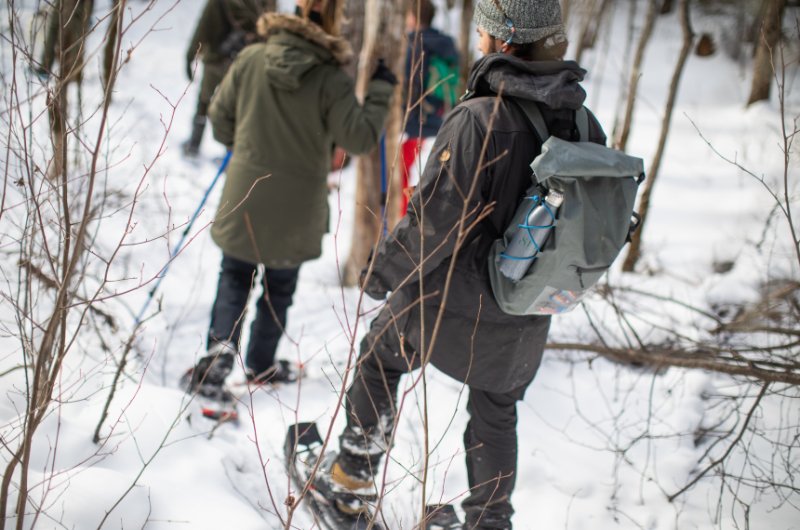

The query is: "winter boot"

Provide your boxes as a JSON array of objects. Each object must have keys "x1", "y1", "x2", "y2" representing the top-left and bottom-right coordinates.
[
  {"x1": 181, "y1": 340, "x2": 236, "y2": 401},
  {"x1": 312, "y1": 424, "x2": 390, "y2": 514},
  {"x1": 245, "y1": 360, "x2": 298, "y2": 385},
  {"x1": 182, "y1": 115, "x2": 206, "y2": 157},
  {"x1": 312, "y1": 450, "x2": 378, "y2": 516}
]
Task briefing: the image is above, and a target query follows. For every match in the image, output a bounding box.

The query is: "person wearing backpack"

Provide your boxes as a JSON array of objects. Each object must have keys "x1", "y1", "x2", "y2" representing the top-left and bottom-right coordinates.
[
  {"x1": 400, "y1": 0, "x2": 459, "y2": 214},
  {"x1": 182, "y1": 0, "x2": 270, "y2": 157},
  {"x1": 311, "y1": 0, "x2": 607, "y2": 527},
  {"x1": 181, "y1": 0, "x2": 395, "y2": 397}
]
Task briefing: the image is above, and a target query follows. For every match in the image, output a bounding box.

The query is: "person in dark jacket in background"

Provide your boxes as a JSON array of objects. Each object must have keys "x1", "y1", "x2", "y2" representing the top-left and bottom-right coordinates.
[
  {"x1": 182, "y1": 0, "x2": 268, "y2": 156},
  {"x1": 313, "y1": 0, "x2": 607, "y2": 527},
  {"x1": 400, "y1": 0, "x2": 459, "y2": 214},
  {"x1": 182, "y1": 0, "x2": 395, "y2": 397}
]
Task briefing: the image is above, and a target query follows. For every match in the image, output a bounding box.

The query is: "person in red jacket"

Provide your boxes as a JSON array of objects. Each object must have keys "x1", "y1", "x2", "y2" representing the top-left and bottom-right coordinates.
[{"x1": 400, "y1": 0, "x2": 459, "y2": 214}]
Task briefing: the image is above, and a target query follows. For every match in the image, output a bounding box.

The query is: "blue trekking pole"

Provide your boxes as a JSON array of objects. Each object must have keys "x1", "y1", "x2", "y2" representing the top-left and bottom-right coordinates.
[{"x1": 133, "y1": 150, "x2": 232, "y2": 327}]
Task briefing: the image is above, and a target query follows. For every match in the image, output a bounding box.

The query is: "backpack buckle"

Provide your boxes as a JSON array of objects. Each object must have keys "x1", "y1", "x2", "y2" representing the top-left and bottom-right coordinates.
[{"x1": 627, "y1": 212, "x2": 642, "y2": 242}]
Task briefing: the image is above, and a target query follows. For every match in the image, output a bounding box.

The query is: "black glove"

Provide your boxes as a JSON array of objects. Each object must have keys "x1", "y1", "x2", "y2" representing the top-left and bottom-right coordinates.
[
  {"x1": 186, "y1": 59, "x2": 194, "y2": 81},
  {"x1": 359, "y1": 249, "x2": 391, "y2": 300},
  {"x1": 371, "y1": 59, "x2": 397, "y2": 86},
  {"x1": 361, "y1": 271, "x2": 390, "y2": 300}
]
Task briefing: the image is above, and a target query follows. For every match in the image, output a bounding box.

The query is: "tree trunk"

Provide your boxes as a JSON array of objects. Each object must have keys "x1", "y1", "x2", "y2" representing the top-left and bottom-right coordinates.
[
  {"x1": 572, "y1": 0, "x2": 596, "y2": 64},
  {"x1": 103, "y1": 0, "x2": 123, "y2": 89},
  {"x1": 614, "y1": 0, "x2": 659, "y2": 151},
  {"x1": 574, "y1": 0, "x2": 612, "y2": 64},
  {"x1": 746, "y1": 0, "x2": 785, "y2": 106},
  {"x1": 342, "y1": 0, "x2": 405, "y2": 287},
  {"x1": 622, "y1": 0, "x2": 694, "y2": 272},
  {"x1": 342, "y1": 0, "x2": 365, "y2": 79}
]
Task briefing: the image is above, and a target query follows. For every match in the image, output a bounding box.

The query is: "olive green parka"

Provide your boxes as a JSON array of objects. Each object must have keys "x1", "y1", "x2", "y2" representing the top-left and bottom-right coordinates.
[{"x1": 208, "y1": 12, "x2": 394, "y2": 267}]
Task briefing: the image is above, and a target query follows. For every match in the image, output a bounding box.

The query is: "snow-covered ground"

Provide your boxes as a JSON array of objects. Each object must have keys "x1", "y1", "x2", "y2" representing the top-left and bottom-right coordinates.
[{"x1": 1, "y1": 0, "x2": 798, "y2": 529}]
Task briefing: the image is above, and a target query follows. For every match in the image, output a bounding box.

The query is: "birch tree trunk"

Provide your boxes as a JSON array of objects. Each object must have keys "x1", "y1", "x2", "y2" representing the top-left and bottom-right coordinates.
[
  {"x1": 622, "y1": 0, "x2": 694, "y2": 272},
  {"x1": 342, "y1": 0, "x2": 405, "y2": 286},
  {"x1": 746, "y1": 0, "x2": 785, "y2": 106},
  {"x1": 342, "y1": 0, "x2": 365, "y2": 79}
]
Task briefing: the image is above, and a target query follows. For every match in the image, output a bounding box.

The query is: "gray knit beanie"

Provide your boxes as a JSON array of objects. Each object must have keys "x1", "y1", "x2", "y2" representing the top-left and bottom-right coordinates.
[{"x1": 473, "y1": 0, "x2": 564, "y2": 44}]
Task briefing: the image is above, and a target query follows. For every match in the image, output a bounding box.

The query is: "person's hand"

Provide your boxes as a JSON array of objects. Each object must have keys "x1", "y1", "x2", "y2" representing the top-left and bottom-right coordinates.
[
  {"x1": 330, "y1": 146, "x2": 349, "y2": 172},
  {"x1": 30, "y1": 65, "x2": 50, "y2": 81},
  {"x1": 359, "y1": 252, "x2": 390, "y2": 301},
  {"x1": 186, "y1": 59, "x2": 194, "y2": 81},
  {"x1": 360, "y1": 270, "x2": 389, "y2": 300},
  {"x1": 371, "y1": 59, "x2": 397, "y2": 86}
]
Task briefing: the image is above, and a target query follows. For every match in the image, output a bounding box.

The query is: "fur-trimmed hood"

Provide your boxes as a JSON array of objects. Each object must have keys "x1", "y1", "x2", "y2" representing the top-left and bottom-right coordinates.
[{"x1": 257, "y1": 12, "x2": 352, "y2": 65}]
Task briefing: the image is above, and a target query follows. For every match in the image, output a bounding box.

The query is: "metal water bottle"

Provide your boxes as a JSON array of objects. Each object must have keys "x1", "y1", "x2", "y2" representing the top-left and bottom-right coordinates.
[{"x1": 498, "y1": 189, "x2": 564, "y2": 282}]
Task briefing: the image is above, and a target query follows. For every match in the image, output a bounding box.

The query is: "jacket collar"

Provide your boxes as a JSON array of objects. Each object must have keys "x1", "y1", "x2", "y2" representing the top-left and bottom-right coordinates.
[{"x1": 464, "y1": 54, "x2": 587, "y2": 110}]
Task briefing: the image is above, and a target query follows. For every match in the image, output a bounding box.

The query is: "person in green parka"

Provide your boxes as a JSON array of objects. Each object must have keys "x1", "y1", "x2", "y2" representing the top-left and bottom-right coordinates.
[
  {"x1": 182, "y1": 0, "x2": 269, "y2": 156},
  {"x1": 182, "y1": 0, "x2": 396, "y2": 397}
]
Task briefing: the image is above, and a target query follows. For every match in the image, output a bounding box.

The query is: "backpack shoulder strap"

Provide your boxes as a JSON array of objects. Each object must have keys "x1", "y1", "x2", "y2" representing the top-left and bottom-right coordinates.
[
  {"x1": 512, "y1": 98, "x2": 549, "y2": 143},
  {"x1": 575, "y1": 106, "x2": 589, "y2": 141}
]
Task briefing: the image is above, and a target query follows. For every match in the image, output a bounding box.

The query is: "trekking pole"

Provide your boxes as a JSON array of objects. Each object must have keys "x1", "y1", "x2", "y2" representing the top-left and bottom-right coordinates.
[{"x1": 133, "y1": 150, "x2": 232, "y2": 327}]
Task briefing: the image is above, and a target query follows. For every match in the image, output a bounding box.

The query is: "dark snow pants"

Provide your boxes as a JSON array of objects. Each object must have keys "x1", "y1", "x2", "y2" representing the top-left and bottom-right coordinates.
[
  {"x1": 343, "y1": 323, "x2": 526, "y2": 529},
  {"x1": 207, "y1": 254, "x2": 299, "y2": 374}
]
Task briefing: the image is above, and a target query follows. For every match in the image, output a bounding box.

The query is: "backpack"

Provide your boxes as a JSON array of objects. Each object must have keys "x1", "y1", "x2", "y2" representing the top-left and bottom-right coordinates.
[
  {"x1": 427, "y1": 55, "x2": 459, "y2": 110},
  {"x1": 487, "y1": 99, "x2": 645, "y2": 316}
]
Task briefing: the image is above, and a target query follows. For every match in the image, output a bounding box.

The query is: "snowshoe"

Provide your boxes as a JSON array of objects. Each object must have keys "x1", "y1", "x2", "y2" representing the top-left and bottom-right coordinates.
[
  {"x1": 180, "y1": 341, "x2": 238, "y2": 423},
  {"x1": 423, "y1": 504, "x2": 462, "y2": 529},
  {"x1": 284, "y1": 422, "x2": 384, "y2": 530}
]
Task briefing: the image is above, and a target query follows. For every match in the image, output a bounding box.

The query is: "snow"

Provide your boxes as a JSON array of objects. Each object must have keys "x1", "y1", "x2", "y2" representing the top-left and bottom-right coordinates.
[{"x1": 1, "y1": 0, "x2": 798, "y2": 529}]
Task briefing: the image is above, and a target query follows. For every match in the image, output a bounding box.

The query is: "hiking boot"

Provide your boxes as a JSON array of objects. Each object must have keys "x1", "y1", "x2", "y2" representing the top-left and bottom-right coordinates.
[
  {"x1": 313, "y1": 451, "x2": 378, "y2": 516},
  {"x1": 181, "y1": 140, "x2": 200, "y2": 157},
  {"x1": 245, "y1": 360, "x2": 298, "y2": 385},
  {"x1": 181, "y1": 341, "x2": 236, "y2": 400},
  {"x1": 182, "y1": 115, "x2": 206, "y2": 157}
]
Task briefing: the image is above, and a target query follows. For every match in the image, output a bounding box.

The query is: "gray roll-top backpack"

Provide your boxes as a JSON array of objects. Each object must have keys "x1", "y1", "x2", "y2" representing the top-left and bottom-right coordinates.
[{"x1": 487, "y1": 99, "x2": 645, "y2": 316}]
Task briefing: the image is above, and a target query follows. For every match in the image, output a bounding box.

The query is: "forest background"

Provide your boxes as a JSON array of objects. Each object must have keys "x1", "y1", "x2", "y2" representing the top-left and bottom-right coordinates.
[{"x1": 0, "y1": 0, "x2": 798, "y2": 528}]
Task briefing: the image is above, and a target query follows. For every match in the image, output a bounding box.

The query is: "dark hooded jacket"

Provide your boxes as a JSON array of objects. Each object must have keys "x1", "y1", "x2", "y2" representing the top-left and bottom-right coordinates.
[
  {"x1": 363, "y1": 54, "x2": 606, "y2": 392},
  {"x1": 208, "y1": 13, "x2": 393, "y2": 267},
  {"x1": 186, "y1": 0, "x2": 268, "y2": 65},
  {"x1": 404, "y1": 27, "x2": 459, "y2": 139}
]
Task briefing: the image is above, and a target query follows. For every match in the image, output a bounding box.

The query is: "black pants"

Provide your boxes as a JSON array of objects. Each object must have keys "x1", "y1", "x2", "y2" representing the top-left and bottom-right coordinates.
[
  {"x1": 344, "y1": 324, "x2": 525, "y2": 529},
  {"x1": 207, "y1": 254, "x2": 299, "y2": 374}
]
